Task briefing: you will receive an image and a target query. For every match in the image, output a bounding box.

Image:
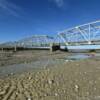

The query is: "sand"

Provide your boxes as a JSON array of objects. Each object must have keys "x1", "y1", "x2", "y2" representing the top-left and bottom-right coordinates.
[{"x1": 0, "y1": 50, "x2": 100, "y2": 100}]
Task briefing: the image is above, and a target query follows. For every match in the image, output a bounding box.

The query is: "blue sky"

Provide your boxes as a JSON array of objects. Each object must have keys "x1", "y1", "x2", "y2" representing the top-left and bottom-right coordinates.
[{"x1": 0, "y1": 0, "x2": 100, "y2": 42}]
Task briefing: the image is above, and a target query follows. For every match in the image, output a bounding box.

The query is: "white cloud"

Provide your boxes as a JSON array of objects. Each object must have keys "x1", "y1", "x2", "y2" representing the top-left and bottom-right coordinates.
[
  {"x1": 0, "y1": 0, "x2": 20, "y2": 17},
  {"x1": 54, "y1": 0, "x2": 64, "y2": 7},
  {"x1": 49, "y1": 0, "x2": 64, "y2": 8}
]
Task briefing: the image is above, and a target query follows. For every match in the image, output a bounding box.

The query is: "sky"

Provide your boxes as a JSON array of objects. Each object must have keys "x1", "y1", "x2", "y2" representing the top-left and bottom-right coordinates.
[{"x1": 0, "y1": 0, "x2": 100, "y2": 42}]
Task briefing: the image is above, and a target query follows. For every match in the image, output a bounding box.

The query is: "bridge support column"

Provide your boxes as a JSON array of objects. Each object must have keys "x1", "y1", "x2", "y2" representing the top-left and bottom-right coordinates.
[
  {"x1": 2, "y1": 48, "x2": 4, "y2": 52},
  {"x1": 14, "y1": 46, "x2": 17, "y2": 52},
  {"x1": 50, "y1": 43, "x2": 60, "y2": 52}
]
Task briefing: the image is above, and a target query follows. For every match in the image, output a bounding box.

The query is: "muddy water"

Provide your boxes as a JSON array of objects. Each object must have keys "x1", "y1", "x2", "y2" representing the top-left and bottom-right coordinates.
[
  {"x1": 0, "y1": 58, "x2": 64, "y2": 77},
  {"x1": 66, "y1": 54, "x2": 91, "y2": 60},
  {"x1": 65, "y1": 53, "x2": 100, "y2": 60},
  {"x1": 1, "y1": 52, "x2": 100, "y2": 77}
]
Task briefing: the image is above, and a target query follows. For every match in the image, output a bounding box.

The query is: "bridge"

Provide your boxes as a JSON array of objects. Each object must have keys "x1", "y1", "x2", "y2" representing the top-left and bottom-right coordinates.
[
  {"x1": 0, "y1": 20, "x2": 100, "y2": 51},
  {"x1": 59, "y1": 20, "x2": 100, "y2": 50},
  {"x1": 0, "y1": 35, "x2": 61, "y2": 51},
  {"x1": 59, "y1": 20, "x2": 100, "y2": 45}
]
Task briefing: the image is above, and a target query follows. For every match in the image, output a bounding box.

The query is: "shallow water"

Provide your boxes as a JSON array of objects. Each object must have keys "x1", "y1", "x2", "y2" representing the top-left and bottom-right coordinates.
[
  {"x1": 66, "y1": 54, "x2": 91, "y2": 60},
  {"x1": 66, "y1": 53, "x2": 100, "y2": 61},
  {"x1": 0, "y1": 59, "x2": 64, "y2": 77},
  {"x1": 1, "y1": 53, "x2": 100, "y2": 77}
]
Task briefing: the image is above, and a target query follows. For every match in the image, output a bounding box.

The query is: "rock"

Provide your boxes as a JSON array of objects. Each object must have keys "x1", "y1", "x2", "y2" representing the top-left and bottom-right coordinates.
[
  {"x1": 63, "y1": 90, "x2": 66, "y2": 93},
  {"x1": 94, "y1": 87, "x2": 97, "y2": 91},
  {"x1": 28, "y1": 76, "x2": 32, "y2": 80},
  {"x1": 89, "y1": 80, "x2": 93, "y2": 85},
  {"x1": 86, "y1": 92, "x2": 89, "y2": 95},
  {"x1": 74, "y1": 85, "x2": 79, "y2": 92},
  {"x1": 0, "y1": 90, "x2": 6, "y2": 95},
  {"x1": 10, "y1": 73, "x2": 14, "y2": 76},
  {"x1": 84, "y1": 72, "x2": 87, "y2": 74},
  {"x1": 65, "y1": 60, "x2": 69, "y2": 62},
  {"x1": 55, "y1": 93, "x2": 58, "y2": 96},
  {"x1": 44, "y1": 93, "x2": 49, "y2": 97},
  {"x1": 48, "y1": 79, "x2": 54, "y2": 85}
]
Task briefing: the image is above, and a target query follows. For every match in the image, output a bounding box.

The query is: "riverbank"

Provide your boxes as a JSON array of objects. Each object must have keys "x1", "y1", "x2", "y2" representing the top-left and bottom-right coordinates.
[{"x1": 0, "y1": 50, "x2": 100, "y2": 100}]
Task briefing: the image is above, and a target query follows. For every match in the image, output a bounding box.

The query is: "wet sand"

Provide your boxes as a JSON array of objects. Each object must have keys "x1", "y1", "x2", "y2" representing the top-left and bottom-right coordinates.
[
  {"x1": 0, "y1": 50, "x2": 68, "y2": 77},
  {"x1": 0, "y1": 50, "x2": 100, "y2": 100}
]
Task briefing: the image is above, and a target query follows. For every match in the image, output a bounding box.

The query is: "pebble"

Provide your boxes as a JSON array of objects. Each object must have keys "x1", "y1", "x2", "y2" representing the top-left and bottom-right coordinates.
[
  {"x1": 0, "y1": 91, "x2": 6, "y2": 95},
  {"x1": 86, "y1": 92, "x2": 89, "y2": 95},
  {"x1": 44, "y1": 93, "x2": 49, "y2": 96},
  {"x1": 28, "y1": 76, "x2": 32, "y2": 80},
  {"x1": 63, "y1": 90, "x2": 66, "y2": 93},
  {"x1": 94, "y1": 87, "x2": 97, "y2": 91},
  {"x1": 89, "y1": 80, "x2": 93, "y2": 84},
  {"x1": 84, "y1": 72, "x2": 87, "y2": 74},
  {"x1": 55, "y1": 93, "x2": 58, "y2": 96},
  {"x1": 74, "y1": 85, "x2": 79, "y2": 92},
  {"x1": 27, "y1": 98, "x2": 31, "y2": 100},
  {"x1": 10, "y1": 73, "x2": 14, "y2": 76},
  {"x1": 48, "y1": 79, "x2": 54, "y2": 85},
  {"x1": 94, "y1": 96, "x2": 100, "y2": 99},
  {"x1": 65, "y1": 60, "x2": 69, "y2": 62}
]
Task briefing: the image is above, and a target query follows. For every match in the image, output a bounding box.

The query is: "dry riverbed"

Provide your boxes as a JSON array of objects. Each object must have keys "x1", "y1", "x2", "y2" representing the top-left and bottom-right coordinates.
[{"x1": 0, "y1": 50, "x2": 100, "y2": 100}]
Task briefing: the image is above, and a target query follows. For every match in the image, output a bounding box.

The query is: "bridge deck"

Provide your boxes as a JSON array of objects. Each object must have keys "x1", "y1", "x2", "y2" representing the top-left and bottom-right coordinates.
[{"x1": 61, "y1": 45, "x2": 100, "y2": 50}]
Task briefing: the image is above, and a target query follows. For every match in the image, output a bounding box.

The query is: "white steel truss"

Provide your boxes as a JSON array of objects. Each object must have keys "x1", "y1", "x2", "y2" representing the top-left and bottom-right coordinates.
[{"x1": 59, "y1": 20, "x2": 100, "y2": 45}]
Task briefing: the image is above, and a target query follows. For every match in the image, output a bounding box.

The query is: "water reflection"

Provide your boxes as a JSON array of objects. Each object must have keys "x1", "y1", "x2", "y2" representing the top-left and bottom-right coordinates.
[{"x1": 66, "y1": 53, "x2": 100, "y2": 61}]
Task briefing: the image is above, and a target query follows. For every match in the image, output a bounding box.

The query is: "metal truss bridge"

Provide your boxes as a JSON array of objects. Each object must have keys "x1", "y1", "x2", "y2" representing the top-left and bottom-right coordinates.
[
  {"x1": 0, "y1": 35, "x2": 60, "y2": 49},
  {"x1": 1, "y1": 20, "x2": 100, "y2": 50},
  {"x1": 59, "y1": 20, "x2": 100, "y2": 46}
]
